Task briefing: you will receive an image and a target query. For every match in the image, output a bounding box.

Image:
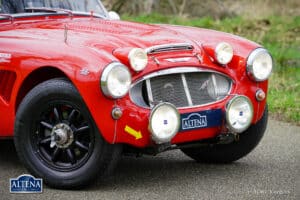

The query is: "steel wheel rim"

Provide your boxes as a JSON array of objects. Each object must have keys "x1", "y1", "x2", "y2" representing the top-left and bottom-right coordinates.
[{"x1": 32, "y1": 101, "x2": 95, "y2": 172}]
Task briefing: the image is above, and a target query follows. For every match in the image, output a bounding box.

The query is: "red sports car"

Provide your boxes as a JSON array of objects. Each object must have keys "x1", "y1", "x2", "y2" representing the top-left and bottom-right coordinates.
[{"x1": 0, "y1": 0, "x2": 272, "y2": 189}]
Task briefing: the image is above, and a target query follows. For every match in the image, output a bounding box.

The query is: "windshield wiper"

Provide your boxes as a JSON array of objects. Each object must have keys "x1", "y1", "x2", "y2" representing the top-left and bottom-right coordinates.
[{"x1": 25, "y1": 7, "x2": 73, "y2": 17}]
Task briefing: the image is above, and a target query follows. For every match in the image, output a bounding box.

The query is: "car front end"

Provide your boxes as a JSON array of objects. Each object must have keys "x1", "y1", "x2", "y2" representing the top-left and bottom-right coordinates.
[{"x1": 100, "y1": 35, "x2": 272, "y2": 152}]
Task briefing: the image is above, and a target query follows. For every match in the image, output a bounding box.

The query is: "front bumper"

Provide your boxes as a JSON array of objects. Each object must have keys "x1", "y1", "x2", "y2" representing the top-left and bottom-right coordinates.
[{"x1": 113, "y1": 90, "x2": 266, "y2": 148}]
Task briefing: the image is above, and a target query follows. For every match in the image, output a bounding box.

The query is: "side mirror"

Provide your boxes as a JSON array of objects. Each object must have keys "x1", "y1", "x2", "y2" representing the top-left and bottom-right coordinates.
[{"x1": 108, "y1": 11, "x2": 120, "y2": 20}]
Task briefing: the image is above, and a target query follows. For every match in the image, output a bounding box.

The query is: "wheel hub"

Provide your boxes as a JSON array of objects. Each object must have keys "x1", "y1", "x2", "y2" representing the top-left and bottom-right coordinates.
[{"x1": 51, "y1": 123, "x2": 74, "y2": 148}]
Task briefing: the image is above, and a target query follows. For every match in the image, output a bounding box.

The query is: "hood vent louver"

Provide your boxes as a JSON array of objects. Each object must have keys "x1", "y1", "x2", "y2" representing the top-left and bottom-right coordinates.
[{"x1": 146, "y1": 43, "x2": 194, "y2": 54}]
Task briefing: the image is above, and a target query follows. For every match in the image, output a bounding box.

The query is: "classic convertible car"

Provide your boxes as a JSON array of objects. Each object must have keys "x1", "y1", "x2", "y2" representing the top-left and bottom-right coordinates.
[{"x1": 0, "y1": 0, "x2": 272, "y2": 189}]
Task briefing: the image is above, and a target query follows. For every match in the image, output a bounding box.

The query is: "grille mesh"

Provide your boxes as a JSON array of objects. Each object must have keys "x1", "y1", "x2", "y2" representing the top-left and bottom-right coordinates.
[
  {"x1": 130, "y1": 71, "x2": 232, "y2": 108},
  {"x1": 185, "y1": 73, "x2": 214, "y2": 105},
  {"x1": 150, "y1": 74, "x2": 188, "y2": 107}
]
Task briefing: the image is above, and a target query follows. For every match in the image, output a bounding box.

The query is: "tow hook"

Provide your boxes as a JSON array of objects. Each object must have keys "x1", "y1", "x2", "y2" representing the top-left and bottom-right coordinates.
[{"x1": 217, "y1": 133, "x2": 239, "y2": 144}]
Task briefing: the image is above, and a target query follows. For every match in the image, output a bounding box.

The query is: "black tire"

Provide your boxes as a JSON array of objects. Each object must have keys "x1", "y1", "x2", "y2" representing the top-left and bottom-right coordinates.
[
  {"x1": 14, "y1": 78, "x2": 122, "y2": 189},
  {"x1": 181, "y1": 106, "x2": 268, "y2": 163}
]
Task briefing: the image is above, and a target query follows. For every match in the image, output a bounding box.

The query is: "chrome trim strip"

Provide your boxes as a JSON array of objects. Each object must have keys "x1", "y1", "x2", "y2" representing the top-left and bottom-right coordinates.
[
  {"x1": 181, "y1": 74, "x2": 193, "y2": 106},
  {"x1": 165, "y1": 57, "x2": 192, "y2": 63},
  {"x1": 146, "y1": 79, "x2": 154, "y2": 108},
  {"x1": 146, "y1": 43, "x2": 194, "y2": 54},
  {"x1": 196, "y1": 53, "x2": 203, "y2": 63},
  {"x1": 0, "y1": 11, "x2": 106, "y2": 20},
  {"x1": 142, "y1": 67, "x2": 228, "y2": 80},
  {"x1": 152, "y1": 57, "x2": 160, "y2": 65},
  {"x1": 211, "y1": 74, "x2": 218, "y2": 97}
]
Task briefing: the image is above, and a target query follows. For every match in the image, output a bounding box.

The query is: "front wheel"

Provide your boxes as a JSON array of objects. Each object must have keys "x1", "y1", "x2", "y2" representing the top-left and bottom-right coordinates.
[
  {"x1": 181, "y1": 106, "x2": 268, "y2": 163},
  {"x1": 14, "y1": 79, "x2": 122, "y2": 189}
]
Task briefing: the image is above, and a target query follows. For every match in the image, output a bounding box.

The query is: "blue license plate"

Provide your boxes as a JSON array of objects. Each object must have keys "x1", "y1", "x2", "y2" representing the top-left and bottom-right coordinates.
[{"x1": 180, "y1": 109, "x2": 223, "y2": 132}]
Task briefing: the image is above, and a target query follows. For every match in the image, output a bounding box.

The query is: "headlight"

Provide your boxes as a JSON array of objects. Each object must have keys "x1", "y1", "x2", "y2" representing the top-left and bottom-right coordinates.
[
  {"x1": 101, "y1": 62, "x2": 131, "y2": 99},
  {"x1": 226, "y1": 96, "x2": 253, "y2": 133},
  {"x1": 149, "y1": 103, "x2": 180, "y2": 144},
  {"x1": 247, "y1": 48, "x2": 273, "y2": 81},
  {"x1": 128, "y1": 48, "x2": 148, "y2": 72},
  {"x1": 215, "y1": 42, "x2": 233, "y2": 65}
]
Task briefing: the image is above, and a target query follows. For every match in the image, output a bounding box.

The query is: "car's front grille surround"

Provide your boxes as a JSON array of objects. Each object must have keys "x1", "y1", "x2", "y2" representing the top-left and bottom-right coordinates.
[{"x1": 130, "y1": 67, "x2": 232, "y2": 109}]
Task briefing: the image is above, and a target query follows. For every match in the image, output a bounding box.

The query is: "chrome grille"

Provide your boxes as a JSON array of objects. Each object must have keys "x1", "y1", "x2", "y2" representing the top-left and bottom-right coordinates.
[
  {"x1": 150, "y1": 74, "x2": 188, "y2": 107},
  {"x1": 185, "y1": 73, "x2": 214, "y2": 105},
  {"x1": 130, "y1": 69, "x2": 232, "y2": 108}
]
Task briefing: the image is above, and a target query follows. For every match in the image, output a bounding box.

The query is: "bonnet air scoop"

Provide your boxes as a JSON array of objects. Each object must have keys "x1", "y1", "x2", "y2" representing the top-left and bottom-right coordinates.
[{"x1": 146, "y1": 43, "x2": 194, "y2": 54}]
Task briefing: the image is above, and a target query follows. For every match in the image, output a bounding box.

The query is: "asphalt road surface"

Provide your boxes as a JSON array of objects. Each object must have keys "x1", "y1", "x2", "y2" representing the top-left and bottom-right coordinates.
[{"x1": 0, "y1": 120, "x2": 299, "y2": 200}]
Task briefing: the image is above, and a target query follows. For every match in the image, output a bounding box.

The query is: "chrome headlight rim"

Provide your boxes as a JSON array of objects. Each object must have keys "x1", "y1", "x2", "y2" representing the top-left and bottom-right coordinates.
[
  {"x1": 128, "y1": 48, "x2": 148, "y2": 72},
  {"x1": 215, "y1": 42, "x2": 234, "y2": 65},
  {"x1": 101, "y1": 62, "x2": 131, "y2": 99},
  {"x1": 247, "y1": 48, "x2": 273, "y2": 82},
  {"x1": 149, "y1": 102, "x2": 180, "y2": 144},
  {"x1": 226, "y1": 95, "x2": 254, "y2": 133}
]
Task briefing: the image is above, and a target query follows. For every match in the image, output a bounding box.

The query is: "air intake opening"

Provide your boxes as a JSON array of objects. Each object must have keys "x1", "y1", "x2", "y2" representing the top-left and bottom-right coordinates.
[{"x1": 130, "y1": 69, "x2": 232, "y2": 109}]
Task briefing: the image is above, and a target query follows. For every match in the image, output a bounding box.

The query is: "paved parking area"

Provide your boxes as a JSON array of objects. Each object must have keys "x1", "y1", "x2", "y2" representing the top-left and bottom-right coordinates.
[{"x1": 0, "y1": 120, "x2": 299, "y2": 200}]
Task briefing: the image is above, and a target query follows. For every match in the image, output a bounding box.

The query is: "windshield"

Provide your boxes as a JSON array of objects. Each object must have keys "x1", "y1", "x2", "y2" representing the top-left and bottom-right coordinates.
[{"x1": 0, "y1": 0, "x2": 108, "y2": 17}]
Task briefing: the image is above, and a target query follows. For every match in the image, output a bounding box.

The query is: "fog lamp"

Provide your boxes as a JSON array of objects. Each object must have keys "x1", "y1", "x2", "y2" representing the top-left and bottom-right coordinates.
[
  {"x1": 128, "y1": 48, "x2": 148, "y2": 72},
  {"x1": 149, "y1": 103, "x2": 180, "y2": 143},
  {"x1": 226, "y1": 96, "x2": 253, "y2": 133},
  {"x1": 215, "y1": 42, "x2": 233, "y2": 65}
]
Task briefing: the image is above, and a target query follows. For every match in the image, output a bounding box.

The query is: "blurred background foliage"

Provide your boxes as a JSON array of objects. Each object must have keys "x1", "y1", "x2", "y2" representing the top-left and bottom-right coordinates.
[
  {"x1": 103, "y1": 0, "x2": 300, "y2": 124},
  {"x1": 102, "y1": 0, "x2": 300, "y2": 19}
]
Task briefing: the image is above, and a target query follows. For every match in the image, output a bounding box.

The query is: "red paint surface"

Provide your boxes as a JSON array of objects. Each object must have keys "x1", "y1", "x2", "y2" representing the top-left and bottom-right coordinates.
[{"x1": 0, "y1": 15, "x2": 268, "y2": 147}]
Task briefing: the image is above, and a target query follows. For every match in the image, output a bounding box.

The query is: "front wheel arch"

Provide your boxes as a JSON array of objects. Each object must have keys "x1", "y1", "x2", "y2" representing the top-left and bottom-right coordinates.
[
  {"x1": 14, "y1": 78, "x2": 122, "y2": 189},
  {"x1": 15, "y1": 67, "x2": 68, "y2": 114}
]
